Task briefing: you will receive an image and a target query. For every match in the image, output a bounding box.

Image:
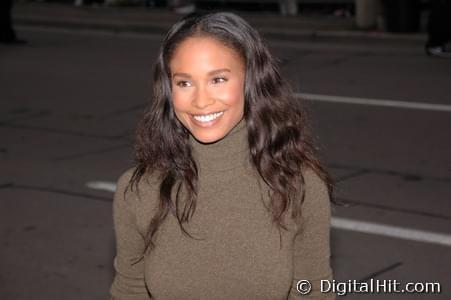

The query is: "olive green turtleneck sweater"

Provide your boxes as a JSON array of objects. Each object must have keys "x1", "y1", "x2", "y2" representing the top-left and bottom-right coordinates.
[{"x1": 110, "y1": 118, "x2": 334, "y2": 299}]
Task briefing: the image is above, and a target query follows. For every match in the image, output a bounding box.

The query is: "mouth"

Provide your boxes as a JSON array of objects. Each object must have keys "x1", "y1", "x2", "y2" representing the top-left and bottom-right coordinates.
[
  {"x1": 192, "y1": 111, "x2": 224, "y2": 122},
  {"x1": 190, "y1": 111, "x2": 224, "y2": 127}
]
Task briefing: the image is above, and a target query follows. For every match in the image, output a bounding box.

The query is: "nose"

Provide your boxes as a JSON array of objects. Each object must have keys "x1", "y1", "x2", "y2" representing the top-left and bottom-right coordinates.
[{"x1": 192, "y1": 84, "x2": 215, "y2": 110}]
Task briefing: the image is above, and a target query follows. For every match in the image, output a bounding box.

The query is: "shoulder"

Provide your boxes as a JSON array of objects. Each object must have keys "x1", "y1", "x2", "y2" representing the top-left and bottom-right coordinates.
[
  {"x1": 113, "y1": 168, "x2": 138, "y2": 215},
  {"x1": 300, "y1": 167, "x2": 331, "y2": 220},
  {"x1": 113, "y1": 167, "x2": 162, "y2": 213},
  {"x1": 115, "y1": 167, "x2": 161, "y2": 197},
  {"x1": 113, "y1": 167, "x2": 162, "y2": 232},
  {"x1": 115, "y1": 167, "x2": 135, "y2": 194},
  {"x1": 302, "y1": 167, "x2": 329, "y2": 197}
]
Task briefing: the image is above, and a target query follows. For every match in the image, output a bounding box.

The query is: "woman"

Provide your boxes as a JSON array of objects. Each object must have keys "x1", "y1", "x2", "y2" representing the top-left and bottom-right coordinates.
[{"x1": 110, "y1": 12, "x2": 335, "y2": 300}]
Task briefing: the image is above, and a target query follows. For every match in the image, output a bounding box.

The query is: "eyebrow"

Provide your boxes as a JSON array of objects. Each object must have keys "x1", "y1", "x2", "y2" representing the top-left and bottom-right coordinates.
[{"x1": 172, "y1": 68, "x2": 231, "y2": 78}]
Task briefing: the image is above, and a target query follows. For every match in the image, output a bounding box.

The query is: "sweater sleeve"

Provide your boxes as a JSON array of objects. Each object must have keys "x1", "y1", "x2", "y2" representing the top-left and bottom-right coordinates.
[
  {"x1": 288, "y1": 168, "x2": 335, "y2": 300},
  {"x1": 110, "y1": 169, "x2": 152, "y2": 300}
]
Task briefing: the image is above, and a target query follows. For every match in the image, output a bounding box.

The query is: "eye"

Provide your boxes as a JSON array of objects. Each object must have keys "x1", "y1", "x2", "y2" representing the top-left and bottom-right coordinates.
[
  {"x1": 212, "y1": 77, "x2": 227, "y2": 84},
  {"x1": 175, "y1": 80, "x2": 191, "y2": 88}
]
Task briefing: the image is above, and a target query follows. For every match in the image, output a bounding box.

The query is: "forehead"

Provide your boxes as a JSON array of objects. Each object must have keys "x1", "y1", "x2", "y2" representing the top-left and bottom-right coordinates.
[{"x1": 169, "y1": 36, "x2": 244, "y2": 72}]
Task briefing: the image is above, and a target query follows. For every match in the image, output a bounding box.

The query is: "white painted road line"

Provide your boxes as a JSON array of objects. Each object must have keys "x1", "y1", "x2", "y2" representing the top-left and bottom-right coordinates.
[
  {"x1": 296, "y1": 92, "x2": 451, "y2": 112},
  {"x1": 332, "y1": 217, "x2": 451, "y2": 247},
  {"x1": 86, "y1": 181, "x2": 116, "y2": 193},
  {"x1": 87, "y1": 181, "x2": 451, "y2": 247}
]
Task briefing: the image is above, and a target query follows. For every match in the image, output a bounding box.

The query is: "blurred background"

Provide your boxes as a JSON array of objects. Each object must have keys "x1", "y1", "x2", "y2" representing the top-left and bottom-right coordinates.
[{"x1": 1, "y1": 0, "x2": 450, "y2": 299}]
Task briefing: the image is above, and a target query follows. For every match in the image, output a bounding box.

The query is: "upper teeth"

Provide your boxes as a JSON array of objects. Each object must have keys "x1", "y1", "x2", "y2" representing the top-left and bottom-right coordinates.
[{"x1": 193, "y1": 111, "x2": 224, "y2": 122}]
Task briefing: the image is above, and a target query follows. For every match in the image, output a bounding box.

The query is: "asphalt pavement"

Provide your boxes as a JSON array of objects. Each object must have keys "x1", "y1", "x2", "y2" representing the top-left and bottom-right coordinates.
[{"x1": 1, "y1": 2, "x2": 450, "y2": 300}]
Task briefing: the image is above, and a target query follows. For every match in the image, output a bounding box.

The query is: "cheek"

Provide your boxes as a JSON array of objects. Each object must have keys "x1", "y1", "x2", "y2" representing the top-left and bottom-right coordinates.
[
  {"x1": 171, "y1": 89, "x2": 190, "y2": 113},
  {"x1": 171, "y1": 91, "x2": 192, "y2": 127},
  {"x1": 219, "y1": 80, "x2": 245, "y2": 108}
]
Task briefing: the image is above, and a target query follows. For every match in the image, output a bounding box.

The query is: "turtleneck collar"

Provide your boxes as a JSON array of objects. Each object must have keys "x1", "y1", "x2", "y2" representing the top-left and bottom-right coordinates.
[{"x1": 189, "y1": 117, "x2": 249, "y2": 171}]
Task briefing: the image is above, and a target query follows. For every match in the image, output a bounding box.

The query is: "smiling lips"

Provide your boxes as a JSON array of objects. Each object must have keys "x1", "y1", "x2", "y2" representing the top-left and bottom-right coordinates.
[
  {"x1": 193, "y1": 111, "x2": 224, "y2": 122},
  {"x1": 191, "y1": 111, "x2": 224, "y2": 127}
]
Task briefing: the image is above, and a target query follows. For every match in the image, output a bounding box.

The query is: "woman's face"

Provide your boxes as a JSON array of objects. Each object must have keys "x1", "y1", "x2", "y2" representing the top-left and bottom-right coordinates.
[{"x1": 169, "y1": 36, "x2": 245, "y2": 144}]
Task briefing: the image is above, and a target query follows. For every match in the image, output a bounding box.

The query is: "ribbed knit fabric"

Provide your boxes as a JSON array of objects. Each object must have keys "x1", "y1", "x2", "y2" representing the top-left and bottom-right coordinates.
[{"x1": 110, "y1": 118, "x2": 334, "y2": 300}]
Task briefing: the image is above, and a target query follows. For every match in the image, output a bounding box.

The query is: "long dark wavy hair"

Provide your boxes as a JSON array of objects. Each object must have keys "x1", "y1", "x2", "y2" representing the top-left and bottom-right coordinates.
[{"x1": 127, "y1": 12, "x2": 335, "y2": 255}]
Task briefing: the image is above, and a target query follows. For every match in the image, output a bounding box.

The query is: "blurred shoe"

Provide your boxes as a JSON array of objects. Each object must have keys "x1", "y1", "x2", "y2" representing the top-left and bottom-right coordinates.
[{"x1": 425, "y1": 46, "x2": 451, "y2": 58}]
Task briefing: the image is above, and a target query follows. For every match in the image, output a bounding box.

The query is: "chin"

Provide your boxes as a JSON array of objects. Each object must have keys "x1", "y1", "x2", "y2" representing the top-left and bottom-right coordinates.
[
  {"x1": 177, "y1": 111, "x2": 241, "y2": 144},
  {"x1": 191, "y1": 130, "x2": 226, "y2": 144}
]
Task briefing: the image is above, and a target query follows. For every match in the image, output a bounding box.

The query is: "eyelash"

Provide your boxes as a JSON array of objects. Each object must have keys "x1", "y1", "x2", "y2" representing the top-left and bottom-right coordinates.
[
  {"x1": 175, "y1": 77, "x2": 228, "y2": 87},
  {"x1": 176, "y1": 81, "x2": 190, "y2": 87},
  {"x1": 212, "y1": 77, "x2": 227, "y2": 84}
]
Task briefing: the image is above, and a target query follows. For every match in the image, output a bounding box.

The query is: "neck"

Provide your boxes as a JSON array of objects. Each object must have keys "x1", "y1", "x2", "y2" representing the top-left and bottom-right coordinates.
[{"x1": 189, "y1": 118, "x2": 249, "y2": 171}]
